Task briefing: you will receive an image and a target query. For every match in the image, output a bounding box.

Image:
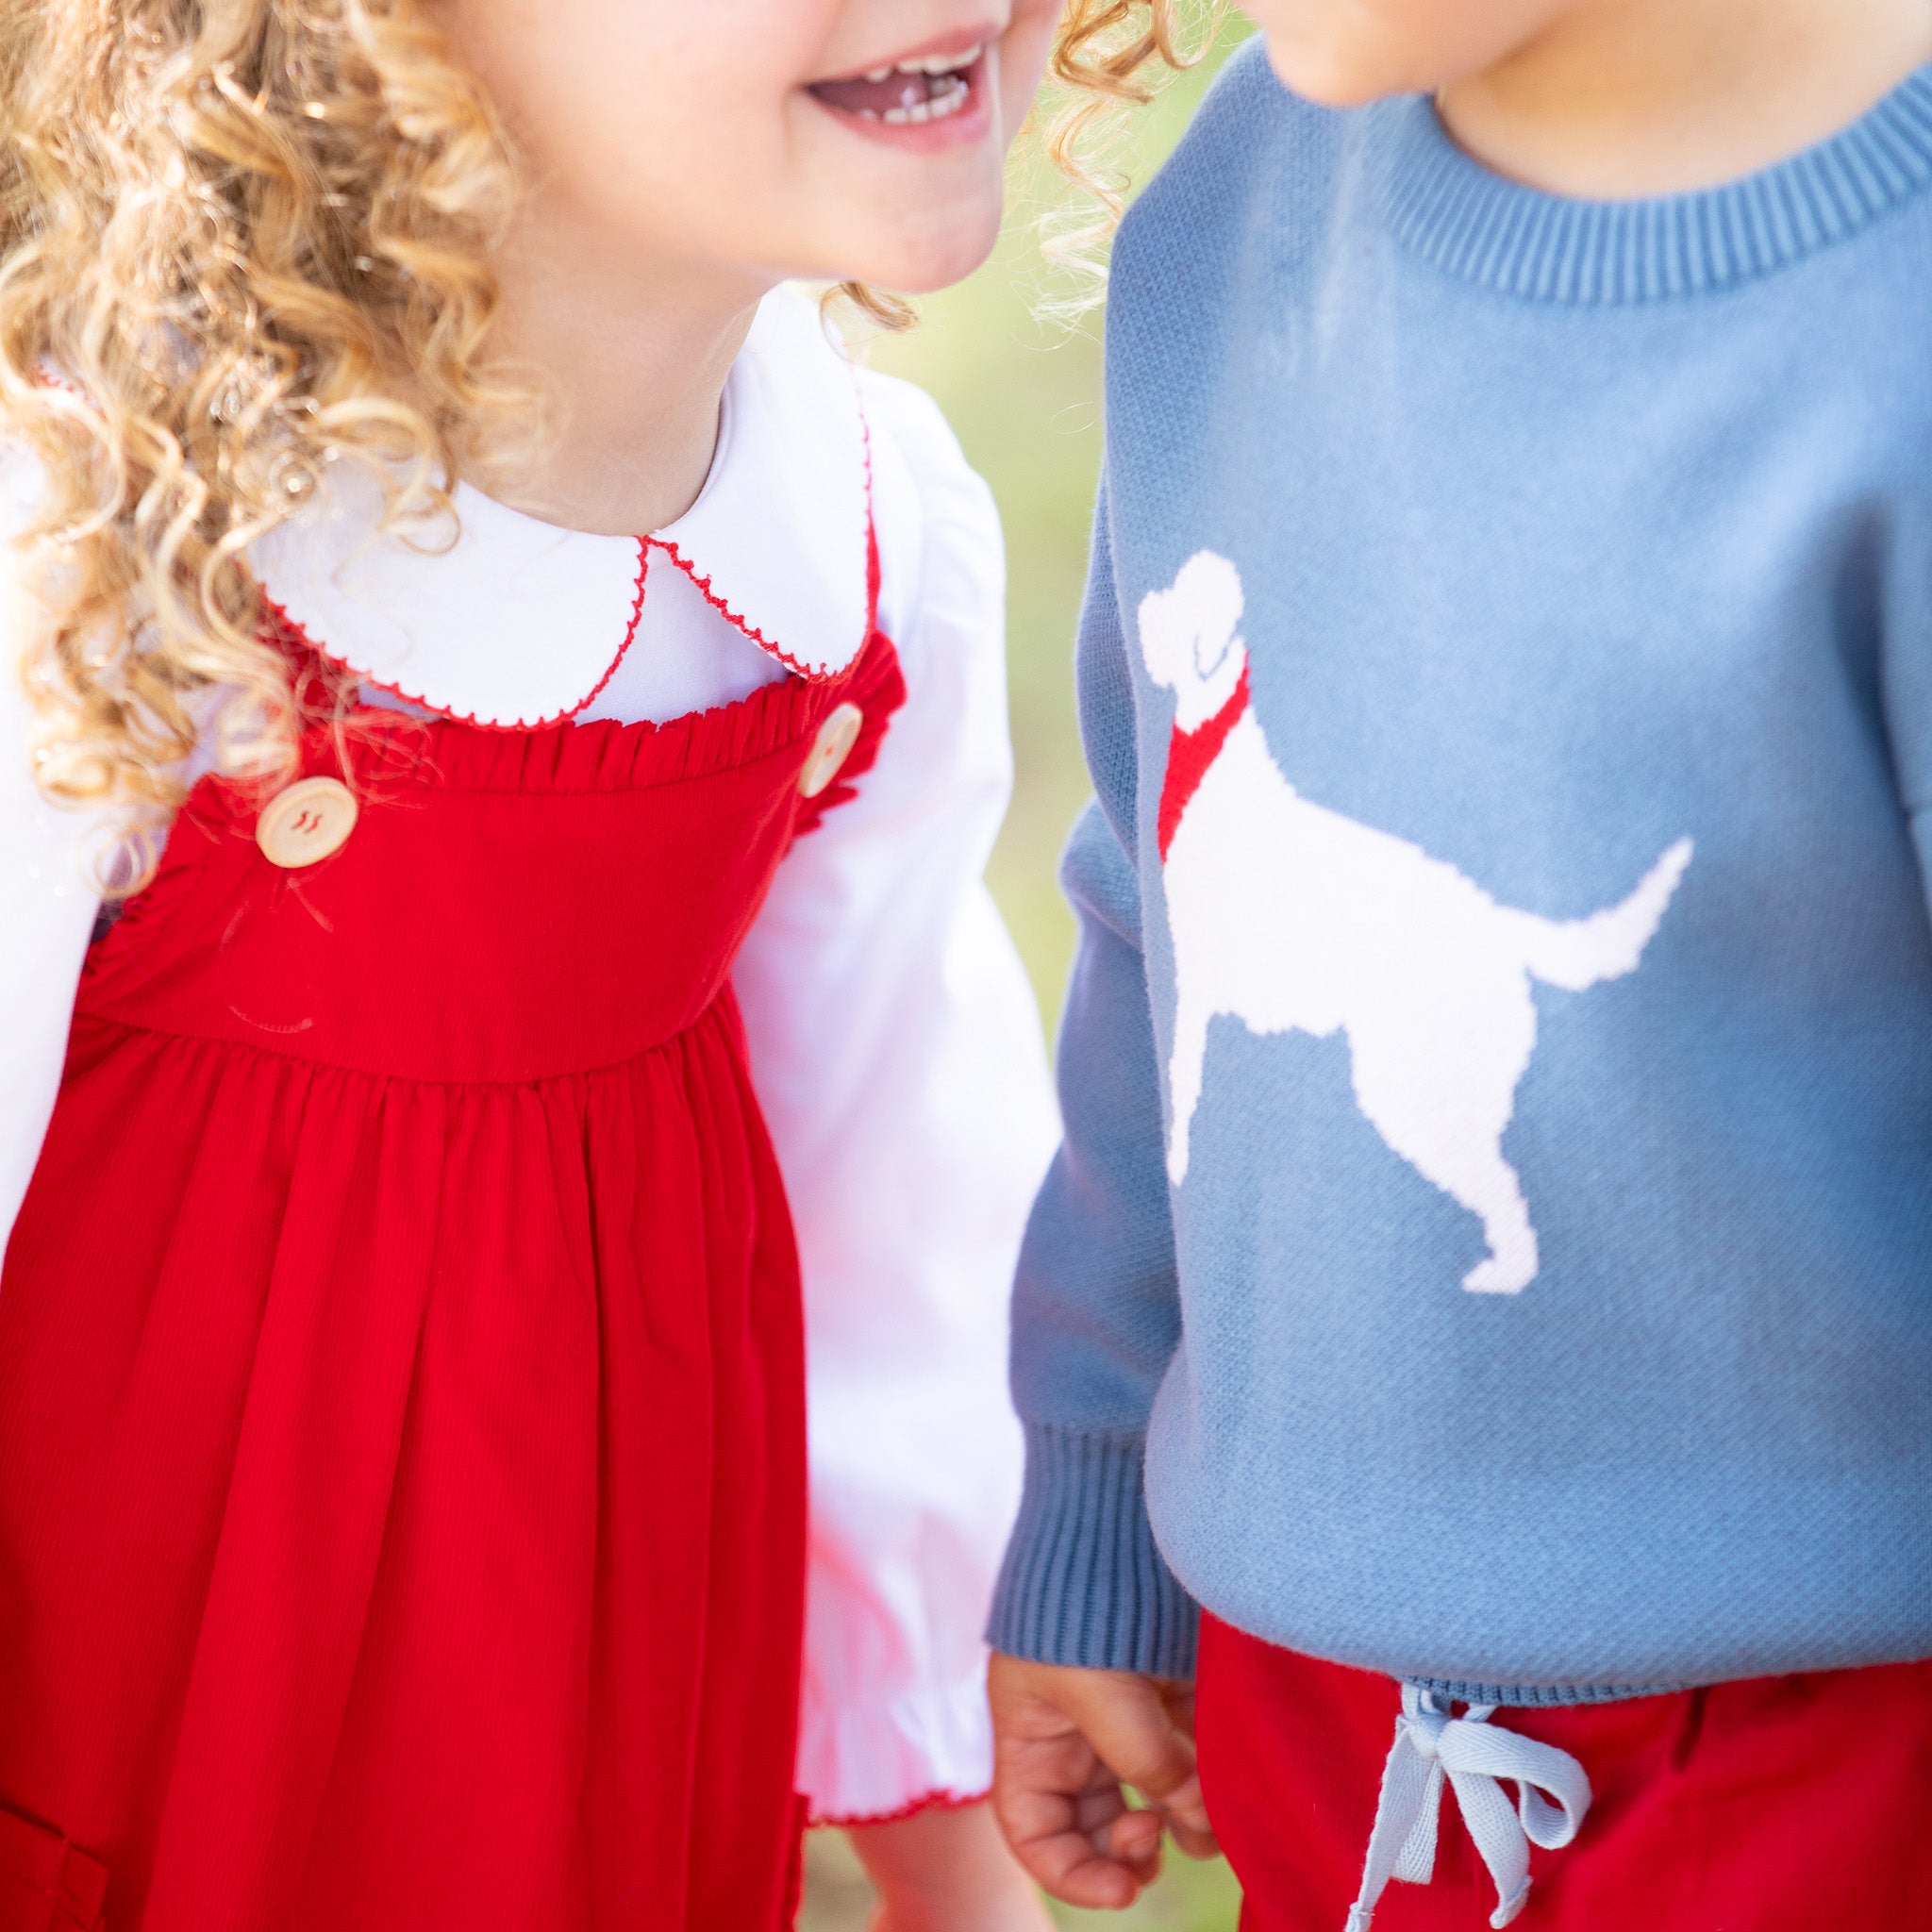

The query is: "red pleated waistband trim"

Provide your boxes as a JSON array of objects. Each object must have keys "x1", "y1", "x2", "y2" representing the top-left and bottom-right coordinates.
[{"x1": 254, "y1": 603, "x2": 903, "y2": 802}]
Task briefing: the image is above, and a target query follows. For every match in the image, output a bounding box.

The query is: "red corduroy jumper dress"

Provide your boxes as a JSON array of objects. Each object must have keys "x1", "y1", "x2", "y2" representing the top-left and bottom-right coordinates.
[{"x1": 0, "y1": 621, "x2": 904, "y2": 1932}]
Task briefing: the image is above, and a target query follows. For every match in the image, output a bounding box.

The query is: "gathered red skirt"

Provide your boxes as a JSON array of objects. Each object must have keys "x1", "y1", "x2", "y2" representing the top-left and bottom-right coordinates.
[
  {"x1": 1198, "y1": 1612, "x2": 1932, "y2": 1932},
  {"x1": 0, "y1": 641, "x2": 904, "y2": 1931}
]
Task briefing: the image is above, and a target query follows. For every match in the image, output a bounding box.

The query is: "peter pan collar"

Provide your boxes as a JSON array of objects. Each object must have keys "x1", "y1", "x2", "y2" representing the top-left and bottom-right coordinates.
[{"x1": 250, "y1": 288, "x2": 874, "y2": 728}]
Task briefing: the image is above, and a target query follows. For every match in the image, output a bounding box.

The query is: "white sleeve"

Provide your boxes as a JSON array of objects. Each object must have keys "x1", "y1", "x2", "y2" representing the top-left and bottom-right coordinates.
[
  {"x1": 734, "y1": 371, "x2": 1058, "y2": 1824},
  {"x1": 0, "y1": 461, "x2": 106, "y2": 1268}
]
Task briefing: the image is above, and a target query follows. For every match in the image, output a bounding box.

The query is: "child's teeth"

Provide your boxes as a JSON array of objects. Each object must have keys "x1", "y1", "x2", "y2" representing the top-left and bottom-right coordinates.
[
  {"x1": 880, "y1": 76, "x2": 969, "y2": 125},
  {"x1": 822, "y1": 46, "x2": 975, "y2": 128},
  {"x1": 891, "y1": 43, "x2": 982, "y2": 77}
]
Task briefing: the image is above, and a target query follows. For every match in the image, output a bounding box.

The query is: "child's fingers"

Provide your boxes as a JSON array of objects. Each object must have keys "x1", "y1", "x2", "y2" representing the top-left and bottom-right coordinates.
[
  {"x1": 1053, "y1": 1673, "x2": 1220, "y2": 1859},
  {"x1": 994, "y1": 1732, "x2": 1151, "y2": 1908},
  {"x1": 1146, "y1": 1682, "x2": 1217, "y2": 1857},
  {"x1": 1103, "y1": 1804, "x2": 1166, "y2": 1873},
  {"x1": 989, "y1": 1657, "x2": 1221, "y2": 1905},
  {"x1": 1139, "y1": 1687, "x2": 1216, "y2": 1860},
  {"x1": 1147, "y1": 1798, "x2": 1220, "y2": 1863}
]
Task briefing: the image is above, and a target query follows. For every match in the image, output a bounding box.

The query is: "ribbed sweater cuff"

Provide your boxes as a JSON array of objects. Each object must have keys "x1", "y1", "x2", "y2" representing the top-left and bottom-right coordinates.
[{"x1": 987, "y1": 1424, "x2": 1199, "y2": 1678}]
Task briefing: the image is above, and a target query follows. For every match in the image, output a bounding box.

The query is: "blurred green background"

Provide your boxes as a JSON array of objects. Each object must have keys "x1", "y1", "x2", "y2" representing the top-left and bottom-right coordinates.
[
  {"x1": 802, "y1": 17, "x2": 1252, "y2": 1931},
  {"x1": 799, "y1": 1825, "x2": 1239, "y2": 1932}
]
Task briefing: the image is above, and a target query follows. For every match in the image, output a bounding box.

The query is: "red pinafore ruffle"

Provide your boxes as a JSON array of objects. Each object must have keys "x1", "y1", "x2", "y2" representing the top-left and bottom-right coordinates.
[{"x1": 0, "y1": 629, "x2": 905, "y2": 1932}]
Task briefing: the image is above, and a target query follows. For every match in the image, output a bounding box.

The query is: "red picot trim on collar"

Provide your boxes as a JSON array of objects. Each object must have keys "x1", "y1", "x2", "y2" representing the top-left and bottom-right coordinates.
[
  {"x1": 255, "y1": 367, "x2": 872, "y2": 705},
  {"x1": 650, "y1": 539, "x2": 795, "y2": 671},
  {"x1": 654, "y1": 374, "x2": 879, "y2": 684},
  {"x1": 575, "y1": 539, "x2": 653, "y2": 715},
  {"x1": 257, "y1": 538, "x2": 650, "y2": 734},
  {"x1": 1157, "y1": 666, "x2": 1251, "y2": 861}
]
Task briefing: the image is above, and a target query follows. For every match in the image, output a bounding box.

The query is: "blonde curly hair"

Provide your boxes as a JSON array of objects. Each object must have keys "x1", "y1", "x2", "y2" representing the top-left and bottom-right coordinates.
[
  {"x1": 1044, "y1": 0, "x2": 1226, "y2": 293},
  {"x1": 0, "y1": 1, "x2": 1186, "y2": 858},
  {"x1": 0, "y1": 0, "x2": 524, "y2": 855}
]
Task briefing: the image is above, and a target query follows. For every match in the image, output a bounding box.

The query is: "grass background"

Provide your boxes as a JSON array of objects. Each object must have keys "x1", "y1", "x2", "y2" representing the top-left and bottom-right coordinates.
[{"x1": 801, "y1": 20, "x2": 1253, "y2": 1931}]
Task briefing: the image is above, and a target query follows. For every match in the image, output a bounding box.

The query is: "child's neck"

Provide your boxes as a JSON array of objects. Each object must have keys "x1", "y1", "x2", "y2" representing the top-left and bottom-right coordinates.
[
  {"x1": 473, "y1": 192, "x2": 775, "y2": 540},
  {"x1": 1439, "y1": 0, "x2": 1932, "y2": 199}
]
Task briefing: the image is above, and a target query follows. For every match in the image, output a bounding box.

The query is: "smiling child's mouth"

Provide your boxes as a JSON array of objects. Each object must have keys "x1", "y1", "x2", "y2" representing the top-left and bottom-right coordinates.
[{"x1": 808, "y1": 43, "x2": 985, "y2": 125}]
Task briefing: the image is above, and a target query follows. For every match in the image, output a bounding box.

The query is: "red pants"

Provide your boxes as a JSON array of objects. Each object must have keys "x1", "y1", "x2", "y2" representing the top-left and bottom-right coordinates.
[{"x1": 1197, "y1": 1614, "x2": 1932, "y2": 1932}]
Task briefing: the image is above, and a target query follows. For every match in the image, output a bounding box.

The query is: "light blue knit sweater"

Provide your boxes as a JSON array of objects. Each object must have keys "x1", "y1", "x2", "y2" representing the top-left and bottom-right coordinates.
[{"x1": 990, "y1": 42, "x2": 1932, "y2": 1703}]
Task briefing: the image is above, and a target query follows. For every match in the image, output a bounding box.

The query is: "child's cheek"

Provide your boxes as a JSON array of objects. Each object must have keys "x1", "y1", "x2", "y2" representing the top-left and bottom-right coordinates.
[
  {"x1": 998, "y1": 0, "x2": 1062, "y2": 147},
  {"x1": 429, "y1": 0, "x2": 835, "y2": 267}
]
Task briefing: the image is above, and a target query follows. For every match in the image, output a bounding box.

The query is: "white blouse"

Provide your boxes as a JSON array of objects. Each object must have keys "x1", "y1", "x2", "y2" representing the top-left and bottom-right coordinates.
[{"x1": 0, "y1": 290, "x2": 1058, "y2": 1824}]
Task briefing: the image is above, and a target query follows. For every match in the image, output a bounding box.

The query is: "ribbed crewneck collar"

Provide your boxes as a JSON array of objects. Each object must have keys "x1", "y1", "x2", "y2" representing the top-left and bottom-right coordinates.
[{"x1": 1381, "y1": 65, "x2": 1932, "y2": 304}]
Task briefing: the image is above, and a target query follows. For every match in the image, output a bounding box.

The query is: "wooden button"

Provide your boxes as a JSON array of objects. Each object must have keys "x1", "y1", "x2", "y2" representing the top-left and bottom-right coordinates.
[
  {"x1": 798, "y1": 703, "x2": 865, "y2": 800},
  {"x1": 257, "y1": 776, "x2": 358, "y2": 869}
]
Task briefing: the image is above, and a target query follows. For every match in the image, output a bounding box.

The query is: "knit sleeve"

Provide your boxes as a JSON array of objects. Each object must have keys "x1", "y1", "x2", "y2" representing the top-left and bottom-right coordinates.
[
  {"x1": 0, "y1": 454, "x2": 105, "y2": 1268},
  {"x1": 733, "y1": 370, "x2": 1058, "y2": 1824},
  {"x1": 986, "y1": 480, "x2": 1198, "y2": 1680}
]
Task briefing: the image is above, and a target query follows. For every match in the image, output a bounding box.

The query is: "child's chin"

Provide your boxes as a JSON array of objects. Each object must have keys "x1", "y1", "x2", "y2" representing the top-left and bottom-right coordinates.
[
  {"x1": 845, "y1": 209, "x2": 1007, "y2": 299},
  {"x1": 1261, "y1": 34, "x2": 1415, "y2": 108}
]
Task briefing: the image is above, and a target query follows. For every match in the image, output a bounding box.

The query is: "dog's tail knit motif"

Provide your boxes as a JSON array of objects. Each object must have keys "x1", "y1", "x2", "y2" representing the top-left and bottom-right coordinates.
[{"x1": 1510, "y1": 838, "x2": 1695, "y2": 993}]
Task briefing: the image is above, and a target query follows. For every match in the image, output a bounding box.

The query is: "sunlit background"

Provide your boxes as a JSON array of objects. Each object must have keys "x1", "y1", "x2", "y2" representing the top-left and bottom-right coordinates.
[{"x1": 802, "y1": 19, "x2": 1253, "y2": 1930}]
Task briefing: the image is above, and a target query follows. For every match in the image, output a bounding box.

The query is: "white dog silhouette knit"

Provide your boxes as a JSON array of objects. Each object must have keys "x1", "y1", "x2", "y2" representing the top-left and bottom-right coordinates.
[{"x1": 1142, "y1": 552, "x2": 1693, "y2": 1294}]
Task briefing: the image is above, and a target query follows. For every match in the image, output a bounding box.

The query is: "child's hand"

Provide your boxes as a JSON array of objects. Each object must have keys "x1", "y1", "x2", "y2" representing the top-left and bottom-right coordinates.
[
  {"x1": 844, "y1": 1798, "x2": 1054, "y2": 1932},
  {"x1": 988, "y1": 1653, "x2": 1218, "y2": 1910}
]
